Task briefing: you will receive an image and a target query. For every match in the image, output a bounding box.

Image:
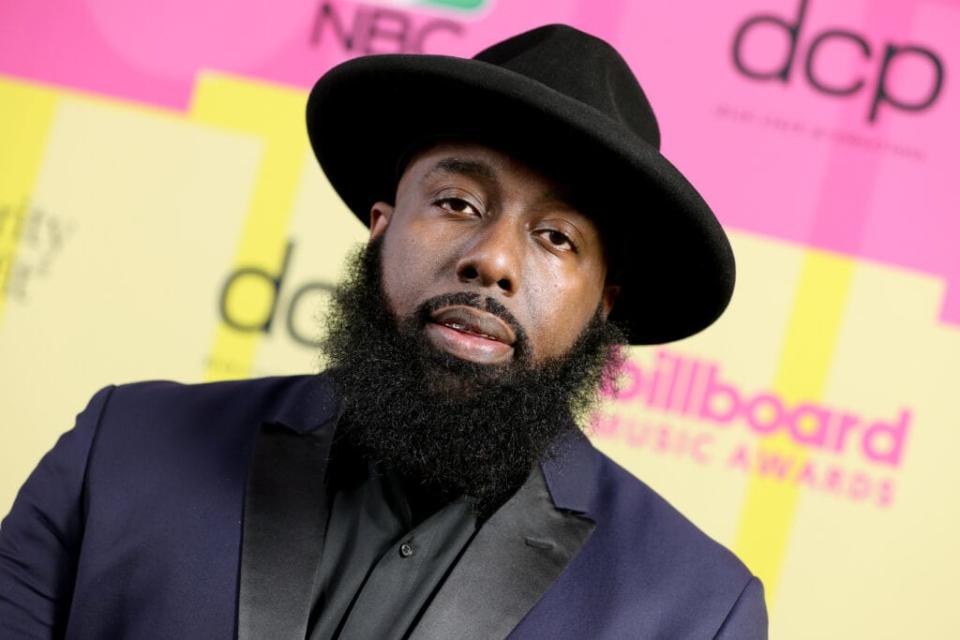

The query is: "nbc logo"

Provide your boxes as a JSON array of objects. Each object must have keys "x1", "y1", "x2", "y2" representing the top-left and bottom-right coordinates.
[{"x1": 371, "y1": 0, "x2": 489, "y2": 13}]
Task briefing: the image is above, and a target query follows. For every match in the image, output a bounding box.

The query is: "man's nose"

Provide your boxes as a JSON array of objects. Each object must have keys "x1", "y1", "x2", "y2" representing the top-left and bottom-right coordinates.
[{"x1": 454, "y1": 218, "x2": 522, "y2": 296}]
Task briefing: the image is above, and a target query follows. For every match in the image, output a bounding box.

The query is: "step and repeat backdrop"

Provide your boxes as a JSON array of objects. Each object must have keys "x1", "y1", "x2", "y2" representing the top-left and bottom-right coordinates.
[{"x1": 1, "y1": 1, "x2": 957, "y2": 637}]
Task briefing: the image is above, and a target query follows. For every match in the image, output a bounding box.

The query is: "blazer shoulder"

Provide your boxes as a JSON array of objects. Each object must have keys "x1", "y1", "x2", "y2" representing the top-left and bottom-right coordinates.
[
  {"x1": 84, "y1": 373, "x2": 338, "y2": 488},
  {"x1": 521, "y1": 446, "x2": 767, "y2": 638},
  {"x1": 105, "y1": 372, "x2": 342, "y2": 429},
  {"x1": 104, "y1": 374, "x2": 322, "y2": 421},
  {"x1": 592, "y1": 451, "x2": 754, "y2": 585},
  {"x1": 0, "y1": 385, "x2": 119, "y2": 635}
]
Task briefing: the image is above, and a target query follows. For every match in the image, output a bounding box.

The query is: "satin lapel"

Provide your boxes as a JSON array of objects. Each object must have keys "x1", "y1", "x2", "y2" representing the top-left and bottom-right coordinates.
[
  {"x1": 237, "y1": 421, "x2": 333, "y2": 640},
  {"x1": 409, "y1": 467, "x2": 596, "y2": 640}
]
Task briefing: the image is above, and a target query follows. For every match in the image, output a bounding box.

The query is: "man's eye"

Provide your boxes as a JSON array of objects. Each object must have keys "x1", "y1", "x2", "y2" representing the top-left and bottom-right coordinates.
[
  {"x1": 436, "y1": 197, "x2": 479, "y2": 216},
  {"x1": 539, "y1": 229, "x2": 576, "y2": 252}
]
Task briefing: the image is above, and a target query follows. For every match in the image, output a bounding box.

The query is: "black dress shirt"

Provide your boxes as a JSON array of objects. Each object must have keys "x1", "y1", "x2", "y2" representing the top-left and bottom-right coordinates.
[{"x1": 307, "y1": 444, "x2": 479, "y2": 639}]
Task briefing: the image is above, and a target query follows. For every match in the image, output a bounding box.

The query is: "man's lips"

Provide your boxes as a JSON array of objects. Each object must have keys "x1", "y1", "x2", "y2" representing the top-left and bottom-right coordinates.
[
  {"x1": 425, "y1": 305, "x2": 516, "y2": 364},
  {"x1": 430, "y1": 306, "x2": 516, "y2": 345}
]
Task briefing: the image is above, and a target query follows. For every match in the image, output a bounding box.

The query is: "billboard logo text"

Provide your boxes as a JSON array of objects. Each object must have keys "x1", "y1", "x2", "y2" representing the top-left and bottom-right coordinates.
[{"x1": 606, "y1": 350, "x2": 911, "y2": 468}]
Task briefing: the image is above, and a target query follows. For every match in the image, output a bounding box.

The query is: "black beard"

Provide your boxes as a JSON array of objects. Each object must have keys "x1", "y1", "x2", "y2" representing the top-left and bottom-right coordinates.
[{"x1": 320, "y1": 238, "x2": 626, "y2": 516}]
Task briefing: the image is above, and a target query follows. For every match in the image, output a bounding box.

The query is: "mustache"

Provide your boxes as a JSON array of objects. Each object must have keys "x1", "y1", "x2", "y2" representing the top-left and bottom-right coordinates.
[{"x1": 414, "y1": 291, "x2": 531, "y2": 362}]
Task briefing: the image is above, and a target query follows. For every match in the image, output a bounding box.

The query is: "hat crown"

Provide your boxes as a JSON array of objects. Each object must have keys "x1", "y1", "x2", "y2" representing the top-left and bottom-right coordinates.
[{"x1": 473, "y1": 24, "x2": 661, "y2": 150}]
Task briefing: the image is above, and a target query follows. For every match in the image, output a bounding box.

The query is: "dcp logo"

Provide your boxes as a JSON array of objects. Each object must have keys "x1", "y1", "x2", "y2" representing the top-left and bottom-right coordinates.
[{"x1": 731, "y1": 0, "x2": 945, "y2": 123}]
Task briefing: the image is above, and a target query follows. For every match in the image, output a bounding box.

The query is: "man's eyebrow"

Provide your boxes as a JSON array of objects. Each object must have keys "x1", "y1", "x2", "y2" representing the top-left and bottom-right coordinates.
[
  {"x1": 424, "y1": 157, "x2": 497, "y2": 183},
  {"x1": 536, "y1": 188, "x2": 576, "y2": 208}
]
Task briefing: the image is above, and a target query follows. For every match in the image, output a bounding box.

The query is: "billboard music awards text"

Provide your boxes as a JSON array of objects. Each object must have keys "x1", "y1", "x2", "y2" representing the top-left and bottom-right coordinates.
[{"x1": 594, "y1": 350, "x2": 908, "y2": 508}]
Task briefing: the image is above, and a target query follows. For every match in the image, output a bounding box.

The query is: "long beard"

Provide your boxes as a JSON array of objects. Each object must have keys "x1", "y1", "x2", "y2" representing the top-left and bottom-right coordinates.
[{"x1": 319, "y1": 238, "x2": 625, "y2": 516}]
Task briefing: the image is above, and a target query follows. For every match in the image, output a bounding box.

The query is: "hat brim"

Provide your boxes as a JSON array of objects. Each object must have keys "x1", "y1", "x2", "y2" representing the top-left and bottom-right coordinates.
[{"x1": 307, "y1": 54, "x2": 734, "y2": 345}]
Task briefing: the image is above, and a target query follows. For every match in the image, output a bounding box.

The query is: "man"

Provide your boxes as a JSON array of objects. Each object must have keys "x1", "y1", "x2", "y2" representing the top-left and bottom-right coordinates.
[{"x1": 0, "y1": 24, "x2": 767, "y2": 639}]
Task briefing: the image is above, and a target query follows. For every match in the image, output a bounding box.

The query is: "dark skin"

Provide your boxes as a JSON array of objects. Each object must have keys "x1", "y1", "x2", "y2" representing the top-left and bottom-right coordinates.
[{"x1": 369, "y1": 141, "x2": 619, "y2": 366}]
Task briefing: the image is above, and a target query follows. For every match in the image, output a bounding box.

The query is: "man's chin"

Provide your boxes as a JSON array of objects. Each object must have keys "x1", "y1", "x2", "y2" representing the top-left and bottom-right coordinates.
[{"x1": 417, "y1": 342, "x2": 518, "y2": 396}]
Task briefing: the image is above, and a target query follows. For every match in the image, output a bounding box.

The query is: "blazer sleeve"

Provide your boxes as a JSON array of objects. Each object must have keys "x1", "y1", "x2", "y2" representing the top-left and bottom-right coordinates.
[
  {"x1": 715, "y1": 576, "x2": 768, "y2": 640},
  {"x1": 0, "y1": 385, "x2": 115, "y2": 639}
]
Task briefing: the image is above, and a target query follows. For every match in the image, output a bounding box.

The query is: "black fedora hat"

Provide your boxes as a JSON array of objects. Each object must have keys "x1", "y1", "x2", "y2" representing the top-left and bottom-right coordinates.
[{"x1": 306, "y1": 23, "x2": 734, "y2": 345}]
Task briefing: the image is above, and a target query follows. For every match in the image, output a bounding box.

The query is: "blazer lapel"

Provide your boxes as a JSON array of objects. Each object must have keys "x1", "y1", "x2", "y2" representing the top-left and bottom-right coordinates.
[
  {"x1": 237, "y1": 376, "x2": 340, "y2": 640},
  {"x1": 409, "y1": 464, "x2": 596, "y2": 640}
]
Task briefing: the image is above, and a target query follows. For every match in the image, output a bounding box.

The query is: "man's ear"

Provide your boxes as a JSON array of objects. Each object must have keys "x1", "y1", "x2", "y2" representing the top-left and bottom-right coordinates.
[
  {"x1": 368, "y1": 201, "x2": 394, "y2": 242},
  {"x1": 601, "y1": 283, "x2": 620, "y2": 321}
]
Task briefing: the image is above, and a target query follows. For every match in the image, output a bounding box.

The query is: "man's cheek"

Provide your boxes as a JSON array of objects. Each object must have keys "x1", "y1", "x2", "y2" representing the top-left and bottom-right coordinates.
[
  {"x1": 378, "y1": 239, "x2": 417, "y2": 311},
  {"x1": 379, "y1": 272, "x2": 409, "y2": 318}
]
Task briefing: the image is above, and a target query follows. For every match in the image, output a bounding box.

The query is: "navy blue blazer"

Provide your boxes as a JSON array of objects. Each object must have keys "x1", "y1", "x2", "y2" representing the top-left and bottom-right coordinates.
[{"x1": 0, "y1": 374, "x2": 767, "y2": 639}]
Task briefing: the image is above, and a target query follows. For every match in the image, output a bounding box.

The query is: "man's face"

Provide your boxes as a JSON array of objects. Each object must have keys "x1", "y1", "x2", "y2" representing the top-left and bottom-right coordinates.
[
  {"x1": 321, "y1": 143, "x2": 627, "y2": 509},
  {"x1": 368, "y1": 141, "x2": 618, "y2": 366}
]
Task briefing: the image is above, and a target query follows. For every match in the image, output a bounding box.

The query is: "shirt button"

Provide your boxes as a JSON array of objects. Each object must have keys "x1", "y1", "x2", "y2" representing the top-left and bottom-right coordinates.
[{"x1": 399, "y1": 542, "x2": 415, "y2": 558}]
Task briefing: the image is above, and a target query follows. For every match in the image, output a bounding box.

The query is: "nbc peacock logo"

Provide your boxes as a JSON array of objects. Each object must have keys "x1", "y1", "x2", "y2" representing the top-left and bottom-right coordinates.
[{"x1": 372, "y1": 0, "x2": 490, "y2": 14}]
